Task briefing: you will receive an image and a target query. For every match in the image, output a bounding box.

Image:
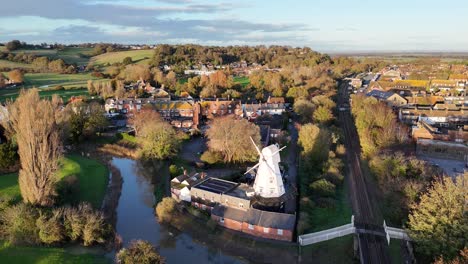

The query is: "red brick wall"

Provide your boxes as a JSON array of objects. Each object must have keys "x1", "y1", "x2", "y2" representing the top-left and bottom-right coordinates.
[
  {"x1": 240, "y1": 223, "x2": 293, "y2": 241},
  {"x1": 211, "y1": 215, "x2": 242, "y2": 231}
]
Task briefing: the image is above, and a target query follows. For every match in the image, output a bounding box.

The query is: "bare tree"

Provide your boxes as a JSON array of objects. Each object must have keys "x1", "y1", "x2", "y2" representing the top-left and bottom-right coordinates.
[
  {"x1": 3, "y1": 89, "x2": 62, "y2": 206},
  {"x1": 206, "y1": 116, "x2": 260, "y2": 163}
]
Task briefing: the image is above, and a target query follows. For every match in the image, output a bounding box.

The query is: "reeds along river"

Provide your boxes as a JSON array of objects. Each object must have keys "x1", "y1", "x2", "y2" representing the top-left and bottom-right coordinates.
[{"x1": 111, "y1": 157, "x2": 243, "y2": 264}]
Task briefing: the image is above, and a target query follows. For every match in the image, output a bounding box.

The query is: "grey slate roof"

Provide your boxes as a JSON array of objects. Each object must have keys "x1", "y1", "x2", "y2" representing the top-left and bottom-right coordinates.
[
  {"x1": 213, "y1": 206, "x2": 296, "y2": 230},
  {"x1": 211, "y1": 205, "x2": 246, "y2": 222}
]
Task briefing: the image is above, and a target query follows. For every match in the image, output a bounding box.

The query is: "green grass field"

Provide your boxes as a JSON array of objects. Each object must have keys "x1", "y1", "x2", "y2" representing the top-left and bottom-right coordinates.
[
  {"x1": 0, "y1": 59, "x2": 37, "y2": 70},
  {"x1": 89, "y1": 49, "x2": 154, "y2": 67},
  {"x1": 0, "y1": 73, "x2": 106, "y2": 102},
  {"x1": 0, "y1": 242, "x2": 109, "y2": 264},
  {"x1": 21, "y1": 73, "x2": 100, "y2": 88},
  {"x1": 233, "y1": 76, "x2": 250, "y2": 87},
  {"x1": 308, "y1": 184, "x2": 353, "y2": 232},
  {"x1": 0, "y1": 155, "x2": 108, "y2": 208},
  {"x1": 0, "y1": 173, "x2": 21, "y2": 202},
  {"x1": 2, "y1": 47, "x2": 93, "y2": 65}
]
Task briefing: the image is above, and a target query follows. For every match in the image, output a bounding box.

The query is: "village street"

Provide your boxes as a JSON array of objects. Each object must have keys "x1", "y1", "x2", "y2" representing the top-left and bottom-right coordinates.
[{"x1": 284, "y1": 122, "x2": 298, "y2": 214}]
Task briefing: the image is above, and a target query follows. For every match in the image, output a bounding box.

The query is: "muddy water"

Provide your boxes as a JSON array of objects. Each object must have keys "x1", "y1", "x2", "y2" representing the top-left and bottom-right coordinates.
[{"x1": 112, "y1": 157, "x2": 243, "y2": 264}]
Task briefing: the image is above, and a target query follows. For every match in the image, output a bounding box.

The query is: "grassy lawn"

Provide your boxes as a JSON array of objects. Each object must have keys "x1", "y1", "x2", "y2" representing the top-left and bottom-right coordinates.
[
  {"x1": 0, "y1": 155, "x2": 108, "y2": 208},
  {"x1": 308, "y1": 184, "x2": 353, "y2": 232},
  {"x1": 0, "y1": 173, "x2": 21, "y2": 201},
  {"x1": 301, "y1": 235, "x2": 355, "y2": 263},
  {"x1": 89, "y1": 49, "x2": 154, "y2": 67},
  {"x1": 233, "y1": 76, "x2": 250, "y2": 87},
  {"x1": 0, "y1": 242, "x2": 109, "y2": 264},
  {"x1": 58, "y1": 155, "x2": 109, "y2": 208}
]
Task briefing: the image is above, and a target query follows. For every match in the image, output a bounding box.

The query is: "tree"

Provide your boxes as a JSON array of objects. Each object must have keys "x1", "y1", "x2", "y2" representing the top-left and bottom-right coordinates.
[
  {"x1": 155, "y1": 197, "x2": 177, "y2": 223},
  {"x1": 408, "y1": 174, "x2": 468, "y2": 261},
  {"x1": 133, "y1": 111, "x2": 180, "y2": 160},
  {"x1": 122, "y1": 56, "x2": 133, "y2": 65},
  {"x1": 206, "y1": 116, "x2": 260, "y2": 163},
  {"x1": 6, "y1": 40, "x2": 22, "y2": 51},
  {"x1": 2, "y1": 89, "x2": 62, "y2": 206},
  {"x1": 313, "y1": 105, "x2": 333, "y2": 124},
  {"x1": 32, "y1": 57, "x2": 49, "y2": 71},
  {"x1": 298, "y1": 123, "x2": 330, "y2": 166},
  {"x1": 123, "y1": 64, "x2": 151, "y2": 81},
  {"x1": 87, "y1": 80, "x2": 96, "y2": 95},
  {"x1": 8, "y1": 69, "x2": 24, "y2": 83},
  {"x1": 48, "y1": 59, "x2": 66, "y2": 73},
  {"x1": 117, "y1": 240, "x2": 165, "y2": 264},
  {"x1": 294, "y1": 99, "x2": 314, "y2": 123}
]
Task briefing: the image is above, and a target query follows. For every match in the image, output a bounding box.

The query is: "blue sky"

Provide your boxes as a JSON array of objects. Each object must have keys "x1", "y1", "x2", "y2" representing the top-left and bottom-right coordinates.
[{"x1": 0, "y1": 0, "x2": 467, "y2": 52}]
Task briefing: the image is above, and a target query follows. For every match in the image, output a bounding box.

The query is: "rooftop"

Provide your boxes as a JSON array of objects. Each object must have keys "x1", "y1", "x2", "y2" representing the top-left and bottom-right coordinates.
[{"x1": 192, "y1": 177, "x2": 239, "y2": 194}]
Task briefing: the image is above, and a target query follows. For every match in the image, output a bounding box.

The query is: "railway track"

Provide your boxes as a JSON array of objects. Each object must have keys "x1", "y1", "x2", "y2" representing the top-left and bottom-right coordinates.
[{"x1": 338, "y1": 81, "x2": 391, "y2": 264}]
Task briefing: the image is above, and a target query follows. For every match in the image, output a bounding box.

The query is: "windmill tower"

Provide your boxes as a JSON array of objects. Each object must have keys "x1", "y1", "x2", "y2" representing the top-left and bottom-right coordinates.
[{"x1": 245, "y1": 138, "x2": 286, "y2": 198}]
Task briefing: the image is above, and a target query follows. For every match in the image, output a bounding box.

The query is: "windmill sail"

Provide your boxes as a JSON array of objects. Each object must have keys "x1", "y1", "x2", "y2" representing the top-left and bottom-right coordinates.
[{"x1": 247, "y1": 138, "x2": 286, "y2": 198}]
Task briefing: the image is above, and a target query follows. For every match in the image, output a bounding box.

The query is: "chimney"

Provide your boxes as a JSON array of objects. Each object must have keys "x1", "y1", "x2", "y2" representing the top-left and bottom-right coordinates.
[{"x1": 183, "y1": 169, "x2": 187, "y2": 176}]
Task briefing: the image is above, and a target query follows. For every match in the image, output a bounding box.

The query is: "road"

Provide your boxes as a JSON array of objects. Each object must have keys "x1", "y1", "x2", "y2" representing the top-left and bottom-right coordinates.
[
  {"x1": 284, "y1": 122, "x2": 298, "y2": 214},
  {"x1": 337, "y1": 81, "x2": 391, "y2": 264}
]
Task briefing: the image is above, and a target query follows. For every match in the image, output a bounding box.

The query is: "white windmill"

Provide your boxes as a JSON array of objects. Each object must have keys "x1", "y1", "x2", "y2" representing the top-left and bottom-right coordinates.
[{"x1": 245, "y1": 137, "x2": 286, "y2": 198}]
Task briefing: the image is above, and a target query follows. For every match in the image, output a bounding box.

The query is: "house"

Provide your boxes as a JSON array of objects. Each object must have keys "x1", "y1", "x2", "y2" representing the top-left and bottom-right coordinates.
[
  {"x1": 211, "y1": 205, "x2": 296, "y2": 241},
  {"x1": 200, "y1": 99, "x2": 242, "y2": 119},
  {"x1": 430, "y1": 80, "x2": 458, "y2": 92},
  {"x1": 191, "y1": 178, "x2": 253, "y2": 211},
  {"x1": 243, "y1": 102, "x2": 286, "y2": 119},
  {"x1": 405, "y1": 95, "x2": 444, "y2": 107},
  {"x1": 242, "y1": 208, "x2": 295, "y2": 241},
  {"x1": 267, "y1": 96, "x2": 285, "y2": 104},
  {"x1": 394, "y1": 80, "x2": 429, "y2": 94},
  {"x1": 416, "y1": 139, "x2": 468, "y2": 161},
  {"x1": 381, "y1": 69, "x2": 402, "y2": 80},
  {"x1": 171, "y1": 172, "x2": 206, "y2": 202},
  {"x1": 399, "y1": 107, "x2": 467, "y2": 125},
  {"x1": 385, "y1": 93, "x2": 408, "y2": 107},
  {"x1": 412, "y1": 120, "x2": 468, "y2": 143},
  {"x1": 449, "y1": 74, "x2": 468, "y2": 82}
]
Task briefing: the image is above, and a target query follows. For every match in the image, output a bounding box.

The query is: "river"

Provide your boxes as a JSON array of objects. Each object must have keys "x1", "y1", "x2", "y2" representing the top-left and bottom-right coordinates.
[{"x1": 111, "y1": 157, "x2": 244, "y2": 264}]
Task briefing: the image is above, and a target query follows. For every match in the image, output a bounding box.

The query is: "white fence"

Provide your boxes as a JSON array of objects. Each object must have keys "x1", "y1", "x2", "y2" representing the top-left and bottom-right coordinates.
[
  {"x1": 299, "y1": 223, "x2": 356, "y2": 246},
  {"x1": 384, "y1": 221, "x2": 412, "y2": 242},
  {"x1": 298, "y1": 216, "x2": 355, "y2": 246},
  {"x1": 298, "y1": 216, "x2": 411, "y2": 246}
]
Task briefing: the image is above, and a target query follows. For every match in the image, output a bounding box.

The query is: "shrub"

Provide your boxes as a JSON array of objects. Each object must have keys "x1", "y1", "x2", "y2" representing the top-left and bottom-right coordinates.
[
  {"x1": 315, "y1": 197, "x2": 336, "y2": 209},
  {"x1": 169, "y1": 165, "x2": 182, "y2": 177},
  {"x1": 0, "y1": 141, "x2": 18, "y2": 171},
  {"x1": 310, "y1": 179, "x2": 336, "y2": 197},
  {"x1": 53, "y1": 85, "x2": 65, "y2": 91},
  {"x1": 155, "y1": 197, "x2": 177, "y2": 223},
  {"x1": 36, "y1": 209, "x2": 64, "y2": 244},
  {"x1": 200, "y1": 150, "x2": 222, "y2": 165},
  {"x1": 0, "y1": 203, "x2": 40, "y2": 245},
  {"x1": 117, "y1": 240, "x2": 165, "y2": 264},
  {"x1": 82, "y1": 209, "x2": 106, "y2": 246},
  {"x1": 63, "y1": 205, "x2": 85, "y2": 241}
]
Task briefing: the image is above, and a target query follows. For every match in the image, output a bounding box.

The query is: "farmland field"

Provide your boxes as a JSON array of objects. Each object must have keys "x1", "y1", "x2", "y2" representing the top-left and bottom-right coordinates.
[
  {"x1": 0, "y1": 59, "x2": 36, "y2": 70},
  {"x1": 1, "y1": 47, "x2": 93, "y2": 65},
  {"x1": 0, "y1": 73, "x2": 105, "y2": 102},
  {"x1": 89, "y1": 49, "x2": 154, "y2": 67}
]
